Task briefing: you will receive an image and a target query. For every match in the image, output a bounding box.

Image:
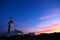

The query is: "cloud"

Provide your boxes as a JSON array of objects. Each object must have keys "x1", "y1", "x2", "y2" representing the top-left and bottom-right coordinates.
[
  {"x1": 25, "y1": 23, "x2": 47, "y2": 34},
  {"x1": 34, "y1": 22, "x2": 60, "y2": 35},
  {"x1": 39, "y1": 8, "x2": 60, "y2": 20},
  {"x1": 15, "y1": 21, "x2": 60, "y2": 35},
  {"x1": 34, "y1": 31, "x2": 41, "y2": 35},
  {"x1": 27, "y1": 28, "x2": 34, "y2": 32},
  {"x1": 39, "y1": 14, "x2": 60, "y2": 20},
  {"x1": 35, "y1": 24, "x2": 46, "y2": 28},
  {"x1": 39, "y1": 16, "x2": 52, "y2": 20},
  {"x1": 41, "y1": 22, "x2": 60, "y2": 31},
  {"x1": 47, "y1": 22, "x2": 60, "y2": 29},
  {"x1": 16, "y1": 22, "x2": 47, "y2": 33},
  {"x1": 25, "y1": 27, "x2": 34, "y2": 33}
]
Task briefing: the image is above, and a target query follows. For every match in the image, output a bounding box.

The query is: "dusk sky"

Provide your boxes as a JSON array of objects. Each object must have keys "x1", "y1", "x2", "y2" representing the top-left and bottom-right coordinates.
[{"x1": 0, "y1": 0, "x2": 60, "y2": 35}]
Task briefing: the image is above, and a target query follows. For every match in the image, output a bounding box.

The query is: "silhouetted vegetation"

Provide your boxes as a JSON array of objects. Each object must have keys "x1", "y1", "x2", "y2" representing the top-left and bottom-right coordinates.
[{"x1": 0, "y1": 32, "x2": 60, "y2": 40}]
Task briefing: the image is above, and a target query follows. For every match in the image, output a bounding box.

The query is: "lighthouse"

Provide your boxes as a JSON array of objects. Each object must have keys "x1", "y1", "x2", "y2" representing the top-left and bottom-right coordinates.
[
  {"x1": 1, "y1": 17, "x2": 23, "y2": 37},
  {"x1": 8, "y1": 17, "x2": 14, "y2": 33}
]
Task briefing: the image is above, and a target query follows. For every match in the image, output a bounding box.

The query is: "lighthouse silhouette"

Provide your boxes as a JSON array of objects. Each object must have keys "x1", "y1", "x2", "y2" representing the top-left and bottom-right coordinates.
[
  {"x1": 8, "y1": 17, "x2": 14, "y2": 33},
  {"x1": 1, "y1": 17, "x2": 24, "y2": 37}
]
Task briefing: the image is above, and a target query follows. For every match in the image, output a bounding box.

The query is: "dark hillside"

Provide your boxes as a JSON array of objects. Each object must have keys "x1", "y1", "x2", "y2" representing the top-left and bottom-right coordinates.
[{"x1": 0, "y1": 33, "x2": 60, "y2": 40}]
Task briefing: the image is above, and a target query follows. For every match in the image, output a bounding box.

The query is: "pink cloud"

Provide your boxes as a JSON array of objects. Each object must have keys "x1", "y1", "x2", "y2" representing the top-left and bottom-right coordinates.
[
  {"x1": 41, "y1": 23, "x2": 60, "y2": 33},
  {"x1": 26, "y1": 23, "x2": 46, "y2": 34},
  {"x1": 34, "y1": 31, "x2": 41, "y2": 35},
  {"x1": 35, "y1": 24, "x2": 46, "y2": 27},
  {"x1": 28, "y1": 28, "x2": 33, "y2": 31},
  {"x1": 39, "y1": 14, "x2": 60, "y2": 20},
  {"x1": 34, "y1": 22, "x2": 60, "y2": 35},
  {"x1": 26, "y1": 28, "x2": 34, "y2": 33},
  {"x1": 39, "y1": 16, "x2": 52, "y2": 20},
  {"x1": 16, "y1": 21, "x2": 60, "y2": 35},
  {"x1": 42, "y1": 22, "x2": 60, "y2": 30}
]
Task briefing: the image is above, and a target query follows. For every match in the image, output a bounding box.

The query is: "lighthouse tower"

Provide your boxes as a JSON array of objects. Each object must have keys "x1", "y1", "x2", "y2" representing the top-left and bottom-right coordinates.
[
  {"x1": 1, "y1": 17, "x2": 23, "y2": 37},
  {"x1": 8, "y1": 17, "x2": 14, "y2": 33}
]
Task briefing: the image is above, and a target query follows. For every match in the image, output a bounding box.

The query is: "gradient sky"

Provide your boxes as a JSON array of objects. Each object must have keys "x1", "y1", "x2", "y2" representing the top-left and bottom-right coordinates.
[{"x1": 0, "y1": 0, "x2": 60, "y2": 34}]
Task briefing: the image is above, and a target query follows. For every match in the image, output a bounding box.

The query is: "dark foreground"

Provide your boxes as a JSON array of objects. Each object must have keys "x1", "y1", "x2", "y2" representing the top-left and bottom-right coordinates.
[{"x1": 0, "y1": 33, "x2": 60, "y2": 40}]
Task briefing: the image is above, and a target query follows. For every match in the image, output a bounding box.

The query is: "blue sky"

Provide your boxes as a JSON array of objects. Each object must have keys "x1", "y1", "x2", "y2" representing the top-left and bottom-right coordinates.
[{"x1": 0, "y1": 0, "x2": 60, "y2": 34}]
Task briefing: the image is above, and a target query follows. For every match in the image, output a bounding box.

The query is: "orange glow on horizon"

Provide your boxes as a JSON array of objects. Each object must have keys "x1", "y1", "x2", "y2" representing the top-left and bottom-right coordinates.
[{"x1": 34, "y1": 22, "x2": 60, "y2": 35}]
